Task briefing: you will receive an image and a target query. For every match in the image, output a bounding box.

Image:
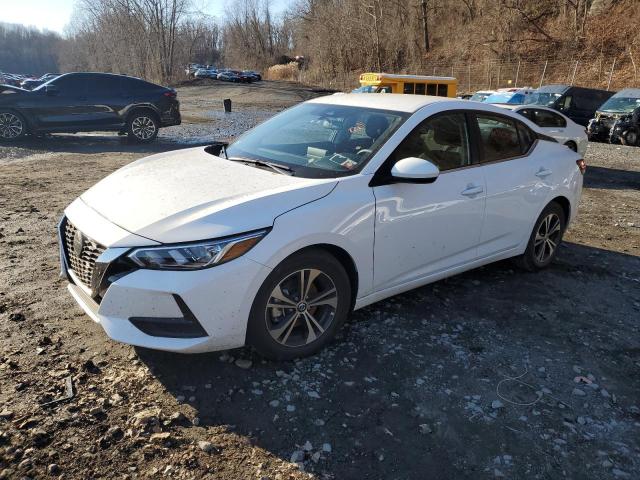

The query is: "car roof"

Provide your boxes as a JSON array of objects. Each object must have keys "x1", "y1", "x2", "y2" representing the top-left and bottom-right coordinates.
[{"x1": 307, "y1": 93, "x2": 455, "y2": 112}]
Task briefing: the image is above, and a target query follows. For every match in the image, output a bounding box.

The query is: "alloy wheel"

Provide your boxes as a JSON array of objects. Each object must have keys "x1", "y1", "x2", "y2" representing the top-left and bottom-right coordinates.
[
  {"x1": 534, "y1": 213, "x2": 561, "y2": 263},
  {"x1": 131, "y1": 116, "x2": 156, "y2": 140},
  {"x1": 0, "y1": 113, "x2": 23, "y2": 139},
  {"x1": 265, "y1": 269, "x2": 338, "y2": 348}
]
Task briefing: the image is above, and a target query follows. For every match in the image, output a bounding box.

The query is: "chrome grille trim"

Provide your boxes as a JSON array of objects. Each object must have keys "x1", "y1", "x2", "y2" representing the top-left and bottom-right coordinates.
[{"x1": 63, "y1": 221, "x2": 106, "y2": 290}]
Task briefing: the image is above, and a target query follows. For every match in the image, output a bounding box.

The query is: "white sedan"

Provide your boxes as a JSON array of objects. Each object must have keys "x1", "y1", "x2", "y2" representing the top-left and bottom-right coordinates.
[
  {"x1": 497, "y1": 104, "x2": 588, "y2": 156},
  {"x1": 59, "y1": 94, "x2": 585, "y2": 359}
]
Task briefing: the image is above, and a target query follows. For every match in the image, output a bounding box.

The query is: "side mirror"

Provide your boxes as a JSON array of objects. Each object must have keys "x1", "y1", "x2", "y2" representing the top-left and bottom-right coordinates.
[
  {"x1": 45, "y1": 84, "x2": 59, "y2": 96},
  {"x1": 390, "y1": 157, "x2": 440, "y2": 183}
]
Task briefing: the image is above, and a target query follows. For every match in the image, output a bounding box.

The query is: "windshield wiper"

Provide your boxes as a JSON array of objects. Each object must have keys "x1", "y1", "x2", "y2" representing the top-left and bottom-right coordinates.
[{"x1": 227, "y1": 157, "x2": 294, "y2": 176}]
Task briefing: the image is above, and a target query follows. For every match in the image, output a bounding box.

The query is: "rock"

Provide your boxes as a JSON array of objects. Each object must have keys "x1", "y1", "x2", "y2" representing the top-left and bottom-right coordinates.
[
  {"x1": 311, "y1": 451, "x2": 321, "y2": 463},
  {"x1": 491, "y1": 400, "x2": 505, "y2": 409},
  {"x1": 307, "y1": 391, "x2": 320, "y2": 399},
  {"x1": 8, "y1": 313, "x2": 25, "y2": 322},
  {"x1": 612, "y1": 469, "x2": 630, "y2": 478},
  {"x1": 290, "y1": 450, "x2": 304, "y2": 463},
  {"x1": 198, "y1": 440, "x2": 217, "y2": 453},
  {"x1": 286, "y1": 405, "x2": 296, "y2": 412},
  {"x1": 314, "y1": 419, "x2": 325, "y2": 426},
  {"x1": 302, "y1": 440, "x2": 312, "y2": 451},
  {"x1": 235, "y1": 359, "x2": 252, "y2": 369},
  {"x1": 572, "y1": 388, "x2": 586, "y2": 396},
  {"x1": 18, "y1": 458, "x2": 32, "y2": 470},
  {"x1": 601, "y1": 389, "x2": 611, "y2": 398},
  {"x1": 0, "y1": 410, "x2": 13, "y2": 419},
  {"x1": 169, "y1": 412, "x2": 187, "y2": 423},
  {"x1": 0, "y1": 469, "x2": 13, "y2": 480},
  {"x1": 150, "y1": 432, "x2": 171, "y2": 443},
  {"x1": 322, "y1": 443, "x2": 332, "y2": 453},
  {"x1": 602, "y1": 460, "x2": 613, "y2": 468},
  {"x1": 47, "y1": 463, "x2": 60, "y2": 475},
  {"x1": 131, "y1": 408, "x2": 160, "y2": 427},
  {"x1": 418, "y1": 424, "x2": 432, "y2": 434},
  {"x1": 269, "y1": 400, "x2": 280, "y2": 408},
  {"x1": 82, "y1": 360, "x2": 101, "y2": 374}
]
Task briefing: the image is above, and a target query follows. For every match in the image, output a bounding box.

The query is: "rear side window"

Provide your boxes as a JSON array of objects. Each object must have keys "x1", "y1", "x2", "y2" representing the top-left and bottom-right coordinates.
[
  {"x1": 391, "y1": 112, "x2": 470, "y2": 172},
  {"x1": 404, "y1": 83, "x2": 415, "y2": 94},
  {"x1": 89, "y1": 75, "x2": 119, "y2": 95},
  {"x1": 476, "y1": 114, "x2": 530, "y2": 162},
  {"x1": 437, "y1": 84, "x2": 448, "y2": 97},
  {"x1": 120, "y1": 76, "x2": 156, "y2": 94}
]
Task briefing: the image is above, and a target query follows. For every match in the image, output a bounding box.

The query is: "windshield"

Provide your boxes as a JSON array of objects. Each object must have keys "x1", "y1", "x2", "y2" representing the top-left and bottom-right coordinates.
[
  {"x1": 525, "y1": 92, "x2": 562, "y2": 106},
  {"x1": 470, "y1": 92, "x2": 492, "y2": 102},
  {"x1": 225, "y1": 103, "x2": 408, "y2": 178},
  {"x1": 599, "y1": 96, "x2": 640, "y2": 113},
  {"x1": 484, "y1": 92, "x2": 525, "y2": 104}
]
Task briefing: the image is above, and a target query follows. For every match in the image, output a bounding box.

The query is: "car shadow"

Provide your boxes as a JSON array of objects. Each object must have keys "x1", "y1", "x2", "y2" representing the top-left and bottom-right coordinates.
[
  {"x1": 584, "y1": 165, "x2": 640, "y2": 190},
  {"x1": 135, "y1": 241, "x2": 640, "y2": 479},
  {"x1": 4, "y1": 132, "x2": 213, "y2": 155}
]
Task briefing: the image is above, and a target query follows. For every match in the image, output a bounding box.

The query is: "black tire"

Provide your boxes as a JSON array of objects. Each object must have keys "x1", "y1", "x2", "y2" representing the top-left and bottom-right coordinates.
[
  {"x1": 515, "y1": 202, "x2": 566, "y2": 272},
  {"x1": 127, "y1": 110, "x2": 159, "y2": 143},
  {"x1": 0, "y1": 110, "x2": 27, "y2": 141},
  {"x1": 621, "y1": 129, "x2": 639, "y2": 147},
  {"x1": 564, "y1": 141, "x2": 577, "y2": 152},
  {"x1": 247, "y1": 249, "x2": 352, "y2": 360}
]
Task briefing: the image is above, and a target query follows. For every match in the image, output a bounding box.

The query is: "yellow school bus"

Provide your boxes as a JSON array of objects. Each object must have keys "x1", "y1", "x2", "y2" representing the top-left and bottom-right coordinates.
[{"x1": 356, "y1": 73, "x2": 457, "y2": 97}]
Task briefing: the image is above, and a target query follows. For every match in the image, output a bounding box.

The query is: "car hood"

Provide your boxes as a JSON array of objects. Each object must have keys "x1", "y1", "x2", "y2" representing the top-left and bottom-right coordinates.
[{"x1": 80, "y1": 147, "x2": 337, "y2": 244}]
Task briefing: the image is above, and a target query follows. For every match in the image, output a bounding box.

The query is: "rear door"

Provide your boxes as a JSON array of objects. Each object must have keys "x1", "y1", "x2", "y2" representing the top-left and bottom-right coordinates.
[
  {"x1": 372, "y1": 111, "x2": 486, "y2": 290},
  {"x1": 474, "y1": 112, "x2": 550, "y2": 257},
  {"x1": 83, "y1": 74, "x2": 126, "y2": 127}
]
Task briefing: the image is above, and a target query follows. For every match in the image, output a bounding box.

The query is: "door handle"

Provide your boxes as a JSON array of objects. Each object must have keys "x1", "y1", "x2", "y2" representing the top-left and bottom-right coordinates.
[
  {"x1": 461, "y1": 185, "x2": 484, "y2": 197},
  {"x1": 535, "y1": 168, "x2": 552, "y2": 178}
]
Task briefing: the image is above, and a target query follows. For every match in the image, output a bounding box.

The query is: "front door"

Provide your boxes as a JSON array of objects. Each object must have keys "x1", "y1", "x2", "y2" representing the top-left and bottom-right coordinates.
[{"x1": 372, "y1": 112, "x2": 486, "y2": 291}]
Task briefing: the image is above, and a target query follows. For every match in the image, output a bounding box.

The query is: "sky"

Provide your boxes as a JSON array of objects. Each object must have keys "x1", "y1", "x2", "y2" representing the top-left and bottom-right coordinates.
[{"x1": 0, "y1": 0, "x2": 291, "y2": 35}]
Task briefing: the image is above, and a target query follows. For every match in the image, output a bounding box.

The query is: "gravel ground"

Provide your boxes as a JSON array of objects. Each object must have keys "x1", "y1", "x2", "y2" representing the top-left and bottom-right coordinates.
[{"x1": 0, "y1": 81, "x2": 639, "y2": 479}]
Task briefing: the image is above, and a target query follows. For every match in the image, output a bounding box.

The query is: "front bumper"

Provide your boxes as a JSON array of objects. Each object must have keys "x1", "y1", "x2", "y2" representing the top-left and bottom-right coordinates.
[{"x1": 59, "y1": 210, "x2": 271, "y2": 353}]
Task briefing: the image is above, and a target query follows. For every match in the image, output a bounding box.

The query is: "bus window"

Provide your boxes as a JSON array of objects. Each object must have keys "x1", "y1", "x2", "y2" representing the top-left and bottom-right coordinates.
[
  {"x1": 415, "y1": 83, "x2": 426, "y2": 95},
  {"x1": 404, "y1": 83, "x2": 415, "y2": 94},
  {"x1": 427, "y1": 84, "x2": 437, "y2": 96},
  {"x1": 438, "y1": 84, "x2": 448, "y2": 97}
]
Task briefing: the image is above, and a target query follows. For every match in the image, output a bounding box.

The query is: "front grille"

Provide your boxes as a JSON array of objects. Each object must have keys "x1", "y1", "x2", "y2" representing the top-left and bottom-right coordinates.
[{"x1": 63, "y1": 221, "x2": 106, "y2": 289}]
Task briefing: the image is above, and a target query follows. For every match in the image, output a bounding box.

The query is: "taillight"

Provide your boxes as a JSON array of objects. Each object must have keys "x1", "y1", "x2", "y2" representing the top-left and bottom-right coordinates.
[
  {"x1": 576, "y1": 159, "x2": 586, "y2": 174},
  {"x1": 163, "y1": 91, "x2": 176, "y2": 98}
]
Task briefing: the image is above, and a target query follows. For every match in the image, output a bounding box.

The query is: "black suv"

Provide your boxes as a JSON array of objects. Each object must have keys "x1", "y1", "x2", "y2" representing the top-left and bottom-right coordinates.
[
  {"x1": 525, "y1": 85, "x2": 614, "y2": 127},
  {"x1": 0, "y1": 72, "x2": 180, "y2": 142}
]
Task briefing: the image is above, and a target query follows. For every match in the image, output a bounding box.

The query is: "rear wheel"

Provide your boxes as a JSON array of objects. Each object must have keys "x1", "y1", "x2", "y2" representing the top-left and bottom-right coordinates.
[
  {"x1": 127, "y1": 111, "x2": 159, "y2": 143},
  {"x1": 621, "y1": 129, "x2": 638, "y2": 147},
  {"x1": 0, "y1": 111, "x2": 27, "y2": 141},
  {"x1": 515, "y1": 202, "x2": 566, "y2": 272},
  {"x1": 247, "y1": 249, "x2": 351, "y2": 360}
]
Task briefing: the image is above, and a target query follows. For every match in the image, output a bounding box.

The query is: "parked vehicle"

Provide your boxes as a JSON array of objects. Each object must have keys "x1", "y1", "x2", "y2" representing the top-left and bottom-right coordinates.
[
  {"x1": 498, "y1": 104, "x2": 588, "y2": 155},
  {"x1": 469, "y1": 90, "x2": 495, "y2": 102},
  {"x1": 243, "y1": 70, "x2": 262, "y2": 81},
  {"x1": 357, "y1": 73, "x2": 457, "y2": 97},
  {"x1": 217, "y1": 71, "x2": 241, "y2": 82},
  {"x1": 526, "y1": 85, "x2": 614, "y2": 127},
  {"x1": 587, "y1": 88, "x2": 640, "y2": 144},
  {"x1": 185, "y1": 64, "x2": 205, "y2": 76},
  {"x1": 456, "y1": 93, "x2": 473, "y2": 100},
  {"x1": 483, "y1": 88, "x2": 535, "y2": 105},
  {"x1": 0, "y1": 72, "x2": 180, "y2": 142},
  {"x1": 194, "y1": 69, "x2": 218, "y2": 79},
  {"x1": 20, "y1": 73, "x2": 60, "y2": 90},
  {"x1": 58, "y1": 94, "x2": 584, "y2": 359}
]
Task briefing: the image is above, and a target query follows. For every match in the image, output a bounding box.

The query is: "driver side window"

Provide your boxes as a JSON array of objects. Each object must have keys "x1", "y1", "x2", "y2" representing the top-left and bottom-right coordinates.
[{"x1": 391, "y1": 113, "x2": 471, "y2": 172}]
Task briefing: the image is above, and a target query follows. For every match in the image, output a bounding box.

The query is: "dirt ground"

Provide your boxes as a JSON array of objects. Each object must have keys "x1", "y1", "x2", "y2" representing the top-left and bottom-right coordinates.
[{"x1": 0, "y1": 81, "x2": 639, "y2": 480}]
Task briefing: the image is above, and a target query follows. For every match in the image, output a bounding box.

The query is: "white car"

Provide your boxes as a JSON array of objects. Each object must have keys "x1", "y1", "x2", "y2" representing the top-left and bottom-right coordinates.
[
  {"x1": 58, "y1": 94, "x2": 585, "y2": 359},
  {"x1": 498, "y1": 104, "x2": 588, "y2": 156}
]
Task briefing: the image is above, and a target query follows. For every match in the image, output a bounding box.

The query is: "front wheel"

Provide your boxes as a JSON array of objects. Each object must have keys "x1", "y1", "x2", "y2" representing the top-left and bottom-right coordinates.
[
  {"x1": 515, "y1": 202, "x2": 566, "y2": 271},
  {"x1": 247, "y1": 249, "x2": 352, "y2": 360},
  {"x1": 0, "y1": 111, "x2": 27, "y2": 141},
  {"x1": 127, "y1": 112, "x2": 159, "y2": 143}
]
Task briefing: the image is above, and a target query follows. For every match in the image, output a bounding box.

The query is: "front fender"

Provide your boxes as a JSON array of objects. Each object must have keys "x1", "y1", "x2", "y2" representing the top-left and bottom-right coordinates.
[{"x1": 245, "y1": 177, "x2": 376, "y2": 298}]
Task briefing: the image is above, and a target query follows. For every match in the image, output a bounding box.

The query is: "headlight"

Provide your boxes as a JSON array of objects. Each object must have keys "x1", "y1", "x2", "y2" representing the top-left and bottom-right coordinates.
[{"x1": 128, "y1": 229, "x2": 268, "y2": 270}]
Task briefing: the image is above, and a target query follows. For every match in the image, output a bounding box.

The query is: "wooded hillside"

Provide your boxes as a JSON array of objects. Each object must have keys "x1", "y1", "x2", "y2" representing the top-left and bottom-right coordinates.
[{"x1": 3, "y1": 0, "x2": 638, "y2": 92}]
